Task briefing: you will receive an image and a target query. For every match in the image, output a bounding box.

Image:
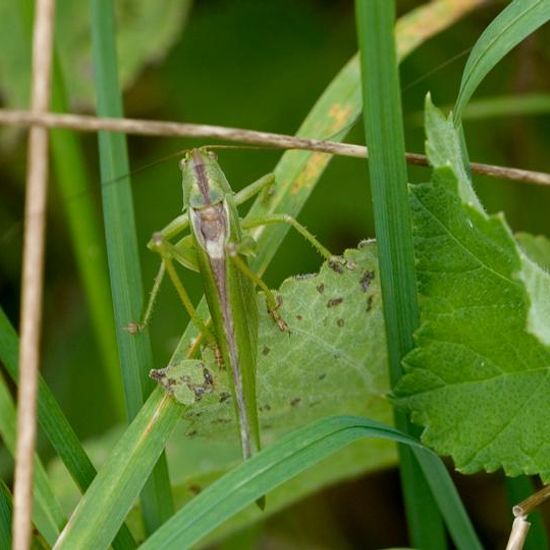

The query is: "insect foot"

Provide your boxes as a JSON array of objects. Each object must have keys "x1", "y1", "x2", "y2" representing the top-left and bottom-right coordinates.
[{"x1": 267, "y1": 294, "x2": 290, "y2": 333}]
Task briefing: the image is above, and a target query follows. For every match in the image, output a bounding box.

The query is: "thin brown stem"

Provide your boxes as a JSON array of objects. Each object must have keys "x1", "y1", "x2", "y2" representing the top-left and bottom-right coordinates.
[
  {"x1": 505, "y1": 484, "x2": 550, "y2": 550},
  {"x1": 12, "y1": 1, "x2": 55, "y2": 549},
  {"x1": 513, "y1": 484, "x2": 550, "y2": 517},
  {"x1": 0, "y1": 108, "x2": 548, "y2": 186}
]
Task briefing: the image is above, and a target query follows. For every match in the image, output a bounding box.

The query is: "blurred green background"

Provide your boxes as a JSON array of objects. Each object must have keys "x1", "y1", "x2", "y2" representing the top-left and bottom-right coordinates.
[{"x1": 1, "y1": 0, "x2": 549, "y2": 547}]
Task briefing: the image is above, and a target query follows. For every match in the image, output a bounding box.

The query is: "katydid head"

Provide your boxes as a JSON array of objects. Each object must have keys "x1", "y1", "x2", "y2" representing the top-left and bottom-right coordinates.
[{"x1": 179, "y1": 148, "x2": 231, "y2": 211}]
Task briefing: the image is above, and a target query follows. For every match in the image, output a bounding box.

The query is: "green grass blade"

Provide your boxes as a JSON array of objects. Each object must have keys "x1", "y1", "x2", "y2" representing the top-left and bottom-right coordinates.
[
  {"x1": 139, "y1": 416, "x2": 481, "y2": 550},
  {"x1": 411, "y1": 93, "x2": 550, "y2": 125},
  {"x1": 355, "y1": 2, "x2": 447, "y2": 547},
  {"x1": 49, "y1": 67, "x2": 124, "y2": 418},
  {"x1": 54, "y1": 4, "x2": 483, "y2": 546},
  {"x1": 461, "y1": 93, "x2": 550, "y2": 119},
  {"x1": 454, "y1": 0, "x2": 550, "y2": 124},
  {"x1": 413, "y1": 451, "x2": 481, "y2": 550},
  {"x1": 505, "y1": 477, "x2": 549, "y2": 550},
  {"x1": 17, "y1": 0, "x2": 123, "y2": 421},
  {"x1": 0, "y1": 371, "x2": 64, "y2": 544},
  {"x1": 90, "y1": 0, "x2": 173, "y2": 532},
  {"x1": 355, "y1": 0, "x2": 416, "y2": 405},
  {"x1": 0, "y1": 482, "x2": 50, "y2": 550},
  {"x1": 0, "y1": 307, "x2": 137, "y2": 549},
  {"x1": 54, "y1": 389, "x2": 181, "y2": 550},
  {"x1": 0, "y1": 479, "x2": 13, "y2": 549}
]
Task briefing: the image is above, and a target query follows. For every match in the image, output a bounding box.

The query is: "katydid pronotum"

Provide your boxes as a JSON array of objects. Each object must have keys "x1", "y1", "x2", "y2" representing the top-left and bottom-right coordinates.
[{"x1": 138, "y1": 148, "x2": 336, "y2": 467}]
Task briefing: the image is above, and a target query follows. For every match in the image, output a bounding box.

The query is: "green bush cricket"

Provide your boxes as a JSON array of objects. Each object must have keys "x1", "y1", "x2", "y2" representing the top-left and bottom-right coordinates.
[{"x1": 141, "y1": 148, "x2": 335, "y2": 469}]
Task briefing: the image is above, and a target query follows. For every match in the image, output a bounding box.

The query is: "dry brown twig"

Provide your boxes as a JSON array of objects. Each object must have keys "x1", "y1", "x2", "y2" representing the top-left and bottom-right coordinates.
[
  {"x1": 0, "y1": 108, "x2": 548, "y2": 186},
  {"x1": 505, "y1": 485, "x2": 550, "y2": 550},
  {"x1": 12, "y1": 1, "x2": 56, "y2": 549}
]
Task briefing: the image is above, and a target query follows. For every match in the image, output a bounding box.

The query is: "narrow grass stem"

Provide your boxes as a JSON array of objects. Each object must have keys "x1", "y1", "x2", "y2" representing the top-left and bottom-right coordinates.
[
  {"x1": 0, "y1": 108, "x2": 547, "y2": 186},
  {"x1": 12, "y1": 0, "x2": 55, "y2": 549},
  {"x1": 355, "y1": 1, "x2": 446, "y2": 547},
  {"x1": 90, "y1": 0, "x2": 173, "y2": 533}
]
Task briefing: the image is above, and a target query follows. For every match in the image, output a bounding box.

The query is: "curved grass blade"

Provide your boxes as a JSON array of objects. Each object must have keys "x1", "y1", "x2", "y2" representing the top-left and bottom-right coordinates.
[
  {"x1": 0, "y1": 481, "x2": 49, "y2": 550},
  {"x1": 54, "y1": 389, "x2": 181, "y2": 550},
  {"x1": 139, "y1": 416, "x2": 480, "y2": 550},
  {"x1": 0, "y1": 479, "x2": 13, "y2": 549},
  {"x1": 90, "y1": 0, "x2": 173, "y2": 533},
  {"x1": 454, "y1": 0, "x2": 550, "y2": 124},
  {"x1": 0, "y1": 370, "x2": 64, "y2": 545},
  {"x1": 53, "y1": 3, "x2": 485, "y2": 547},
  {"x1": 460, "y1": 93, "x2": 550, "y2": 120},
  {"x1": 0, "y1": 307, "x2": 137, "y2": 549}
]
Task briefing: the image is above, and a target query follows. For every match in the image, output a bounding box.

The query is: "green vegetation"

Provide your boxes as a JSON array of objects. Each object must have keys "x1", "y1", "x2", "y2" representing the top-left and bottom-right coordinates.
[{"x1": 1, "y1": 0, "x2": 549, "y2": 548}]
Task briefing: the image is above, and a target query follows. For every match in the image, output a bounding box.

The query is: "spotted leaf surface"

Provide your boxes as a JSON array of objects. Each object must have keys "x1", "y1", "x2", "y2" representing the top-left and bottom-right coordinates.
[
  {"x1": 149, "y1": 244, "x2": 394, "y2": 538},
  {"x1": 159, "y1": 245, "x2": 389, "y2": 443}
]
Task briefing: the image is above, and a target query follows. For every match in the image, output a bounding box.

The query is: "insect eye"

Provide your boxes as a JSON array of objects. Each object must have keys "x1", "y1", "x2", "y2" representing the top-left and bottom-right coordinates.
[
  {"x1": 207, "y1": 150, "x2": 217, "y2": 161},
  {"x1": 179, "y1": 158, "x2": 188, "y2": 170}
]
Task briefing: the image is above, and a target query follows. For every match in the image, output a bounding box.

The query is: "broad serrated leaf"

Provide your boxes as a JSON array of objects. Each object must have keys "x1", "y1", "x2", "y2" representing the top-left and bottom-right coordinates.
[
  {"x1": 395, "y1": 98, "x2": 550, "y2": 482},
  {"x1": 141, "y1": 416, "x2": 480, "y2": 550},
  {"x1": 156, "y1": 245, "x2": 389, "y2": 444},
  {"x1": 454, "y1": 0, "x2": 550, "y2": 123},
  {"x1": 151, "y1": 244, "x2": 394, "y2": 539}
]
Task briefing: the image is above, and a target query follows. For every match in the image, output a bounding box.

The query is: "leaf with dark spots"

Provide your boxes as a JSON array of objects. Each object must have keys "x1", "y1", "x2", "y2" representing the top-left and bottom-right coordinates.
[
  {"x1": 151, "y1": 244, "x2": 391, "y2": 515},
  {"x1": 360, "y1": 270, "x2": 375, "y2": 292},
  {"x1": 327, "y1": 297, "x2": 343, "y2": 308},
  {"x1": 213, "y1": 417, "x2": 231, "y2": 424},
  {"x1": 328, "y1": 259, "x2": 345, "y2": 273},
  {"x1": 366, "y1": 295, "x2": 374, "y2": 311}
]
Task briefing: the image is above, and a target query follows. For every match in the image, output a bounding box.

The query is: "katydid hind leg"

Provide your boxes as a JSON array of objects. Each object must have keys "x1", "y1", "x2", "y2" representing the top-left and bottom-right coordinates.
[
  {"x1": 125, "y1": 261, "x2": 167, "y2": 334},
  {"x1": 227, "y1": 246, "x2": 289, "y2": 333},
  {"x1": 162, "y1": 257, "x2": 219, "y2": 350},
  {"x1": 243, "y1": 213, "x2": 337, "y2": 262},
  {"x1": 134, "y1": 261, "x2": 166, "y2": 332}
]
